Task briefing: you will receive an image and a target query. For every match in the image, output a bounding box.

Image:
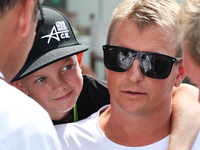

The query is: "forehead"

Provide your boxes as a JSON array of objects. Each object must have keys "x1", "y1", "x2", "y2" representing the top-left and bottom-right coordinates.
[
  {"x1": 110, "y1": 20, "x2": 176, "y2": 57},
  {"x1": 23, "y1": 55, "x2": 78, "y2": 77}
]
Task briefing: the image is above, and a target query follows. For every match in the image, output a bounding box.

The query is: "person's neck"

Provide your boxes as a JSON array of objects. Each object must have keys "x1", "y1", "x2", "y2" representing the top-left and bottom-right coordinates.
[{"x1": 99, "y1": 103, "x2": 171, "y2": 147}]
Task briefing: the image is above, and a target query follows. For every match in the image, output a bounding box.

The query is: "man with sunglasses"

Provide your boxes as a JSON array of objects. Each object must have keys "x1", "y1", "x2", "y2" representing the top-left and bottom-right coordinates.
[
  {"x1": 0, "y1": 0, "x2": 61, "y2": 149},
  {"x1": 55, "y1": 0, "x2": 200, "y2": 149}
]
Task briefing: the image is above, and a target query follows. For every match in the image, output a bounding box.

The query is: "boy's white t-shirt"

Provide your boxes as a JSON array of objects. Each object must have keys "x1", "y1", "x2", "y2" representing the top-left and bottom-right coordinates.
[{"x1": 56, "y1": 105, "x2": 200, "y2": 150}]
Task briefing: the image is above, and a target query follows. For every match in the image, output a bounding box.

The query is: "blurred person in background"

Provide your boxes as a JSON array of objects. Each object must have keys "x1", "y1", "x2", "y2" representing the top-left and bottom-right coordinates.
[{"x1": 178, "y1": 0, "x2": 200, "y2": 100}]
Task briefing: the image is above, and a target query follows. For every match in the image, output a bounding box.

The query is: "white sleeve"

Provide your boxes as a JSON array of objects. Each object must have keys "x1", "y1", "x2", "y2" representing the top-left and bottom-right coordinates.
[
  {"x1": 0, "y1": 120, "x2": 62, "y2": 150},
  {"x1": 0, "y1": 80, "x2": 62, "y2": 150}
]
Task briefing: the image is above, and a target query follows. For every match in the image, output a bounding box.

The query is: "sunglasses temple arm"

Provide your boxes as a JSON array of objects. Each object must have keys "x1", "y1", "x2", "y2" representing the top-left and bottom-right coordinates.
[{"x1": 177, "y1": 58, "x2": 183, "y2": 62}]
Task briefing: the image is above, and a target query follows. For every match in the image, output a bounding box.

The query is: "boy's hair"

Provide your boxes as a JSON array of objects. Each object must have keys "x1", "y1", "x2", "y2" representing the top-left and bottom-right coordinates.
[
  {"x1": 106, "y1": 0, "x2": 181, "y2": 57},
  {"x1": 11, "y1": 6, "x2": 89, "y2": 82}
]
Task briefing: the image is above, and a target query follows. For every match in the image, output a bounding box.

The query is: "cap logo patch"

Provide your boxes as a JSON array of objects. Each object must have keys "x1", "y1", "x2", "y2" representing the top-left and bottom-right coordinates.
[{"x1": 41, "y1": 21, "x2": 70, "y2": 44}]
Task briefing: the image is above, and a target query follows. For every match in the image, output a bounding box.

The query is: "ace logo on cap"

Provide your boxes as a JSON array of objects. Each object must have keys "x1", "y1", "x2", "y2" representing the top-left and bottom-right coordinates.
[
  {"x1": 41, "y1": 21, "x2": 70, "y2": 44},
  {"x1": 11, "y1": 7, "x2": 89, "y2": 82}
]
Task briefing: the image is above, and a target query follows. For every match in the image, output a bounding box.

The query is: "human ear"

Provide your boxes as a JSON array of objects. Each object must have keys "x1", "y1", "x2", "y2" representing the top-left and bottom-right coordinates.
[
  {"x1": 174, "y1": 59, "x2": 186, "y2": 87},
  {"x1": 77, "y1": 53, "x2": 83, "y2": 66},
  {"x1": 18, "y1": 0, "x2": 37, "y2": 36}
]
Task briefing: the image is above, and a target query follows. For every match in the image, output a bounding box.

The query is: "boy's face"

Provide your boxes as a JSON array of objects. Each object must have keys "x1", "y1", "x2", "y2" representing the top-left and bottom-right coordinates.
[{"x1": 19, "y1": 55, "x2": 83, "y2": 120}]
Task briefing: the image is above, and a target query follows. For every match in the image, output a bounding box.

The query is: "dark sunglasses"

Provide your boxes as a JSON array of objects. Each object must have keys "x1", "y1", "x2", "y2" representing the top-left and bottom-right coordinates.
[
  {"x1": 103, "y1": 45, "x2": 182, "y2": 79},
  {"x1": 36, "y1": 0, "x2": 45, "y2": 32}
]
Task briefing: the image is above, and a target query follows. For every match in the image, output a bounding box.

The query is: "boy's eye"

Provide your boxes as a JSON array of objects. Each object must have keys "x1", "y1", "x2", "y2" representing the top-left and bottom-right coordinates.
[
  {"x1": 36, "y1": 76, "x2": 46, "y2": 83},
  {"x1": 63, "y1": 65, "x2": 72, "y2": 71}
]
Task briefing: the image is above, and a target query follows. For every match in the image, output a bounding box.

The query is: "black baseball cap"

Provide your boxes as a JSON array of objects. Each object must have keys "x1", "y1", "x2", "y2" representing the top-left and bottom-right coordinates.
[{"x1": 11, "y1": 6, "x2": 89, "y2": 82}]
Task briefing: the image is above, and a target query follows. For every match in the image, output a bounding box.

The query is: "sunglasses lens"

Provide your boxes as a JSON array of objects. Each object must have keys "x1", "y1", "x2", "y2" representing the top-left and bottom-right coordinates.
[
  {"x1": 103, "y1": 45, "x2": 175, "y2": 79},
  {"x1": 104, "y1": 46, "x2": 133, "y2": 72},
  {"x1": 141, "y1": 54, "x2": 173, "y2": 79}
]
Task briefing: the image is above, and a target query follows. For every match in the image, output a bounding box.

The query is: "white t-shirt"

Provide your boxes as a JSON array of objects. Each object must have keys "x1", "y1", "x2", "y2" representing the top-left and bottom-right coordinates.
[
  {"x1": 0, "y1": 79, "x2": 62, "y2": 150},
  {"x1": 55, "y1": 105, "x2": 200, "y2": 150}
]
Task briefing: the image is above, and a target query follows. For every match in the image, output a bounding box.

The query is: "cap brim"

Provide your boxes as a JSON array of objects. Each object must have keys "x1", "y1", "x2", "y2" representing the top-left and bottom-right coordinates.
[{"x1": 11, "y1": 44, "x2": 89, "y2": 82}]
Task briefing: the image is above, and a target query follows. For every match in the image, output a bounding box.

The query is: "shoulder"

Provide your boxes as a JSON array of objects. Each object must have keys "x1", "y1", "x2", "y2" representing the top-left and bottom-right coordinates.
[
  {"x1": 0, "y1": 80, "x2": 62, "y2": 150},
  {"x1": 55, "y1": 110, "x2": 100, "y2": 149},
  {"x1": 56, "y1": 105, "x2": 109, "y2": 138},
  {"x1": 0, "y1": 80, "x2": 50, "y2": 122},
  {"x1": 0, "y1": 80, "x2": 52, "y2": 132},
  {"x1": 56, "y1": 110, "x2": 98, "y2": 135}
]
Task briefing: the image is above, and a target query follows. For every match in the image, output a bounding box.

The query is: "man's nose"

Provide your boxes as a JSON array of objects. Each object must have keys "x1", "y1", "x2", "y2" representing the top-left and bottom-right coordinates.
[{"x1": 126, "y1": 58, "x2": 144, "y2": 82}]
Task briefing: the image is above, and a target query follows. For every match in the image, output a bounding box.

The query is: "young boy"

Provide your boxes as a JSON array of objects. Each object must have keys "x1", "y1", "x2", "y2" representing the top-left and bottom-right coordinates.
[
  {"x1": 11, "y1": 6, "x2": 200, "y2": 149},
  {"x1": 11, "y1": 6, "x2": 110, "y2": 125}
]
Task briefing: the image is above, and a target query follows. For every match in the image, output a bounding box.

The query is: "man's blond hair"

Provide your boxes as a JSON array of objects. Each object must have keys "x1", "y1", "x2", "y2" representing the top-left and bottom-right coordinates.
[{"x1": 106, "y1": 0, "x2": 181, "y2": 57}]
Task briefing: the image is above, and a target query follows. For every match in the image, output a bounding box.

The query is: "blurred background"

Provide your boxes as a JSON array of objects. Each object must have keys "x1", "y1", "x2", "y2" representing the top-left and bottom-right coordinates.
[{"x1": 42, "y1": 0, "x2": 190, "y2": 83}]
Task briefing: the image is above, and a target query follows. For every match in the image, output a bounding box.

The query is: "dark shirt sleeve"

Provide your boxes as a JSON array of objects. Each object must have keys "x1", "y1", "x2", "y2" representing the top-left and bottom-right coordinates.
[{"x1": 76, "y1": 75, "x2": 110, "y2": 121}]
